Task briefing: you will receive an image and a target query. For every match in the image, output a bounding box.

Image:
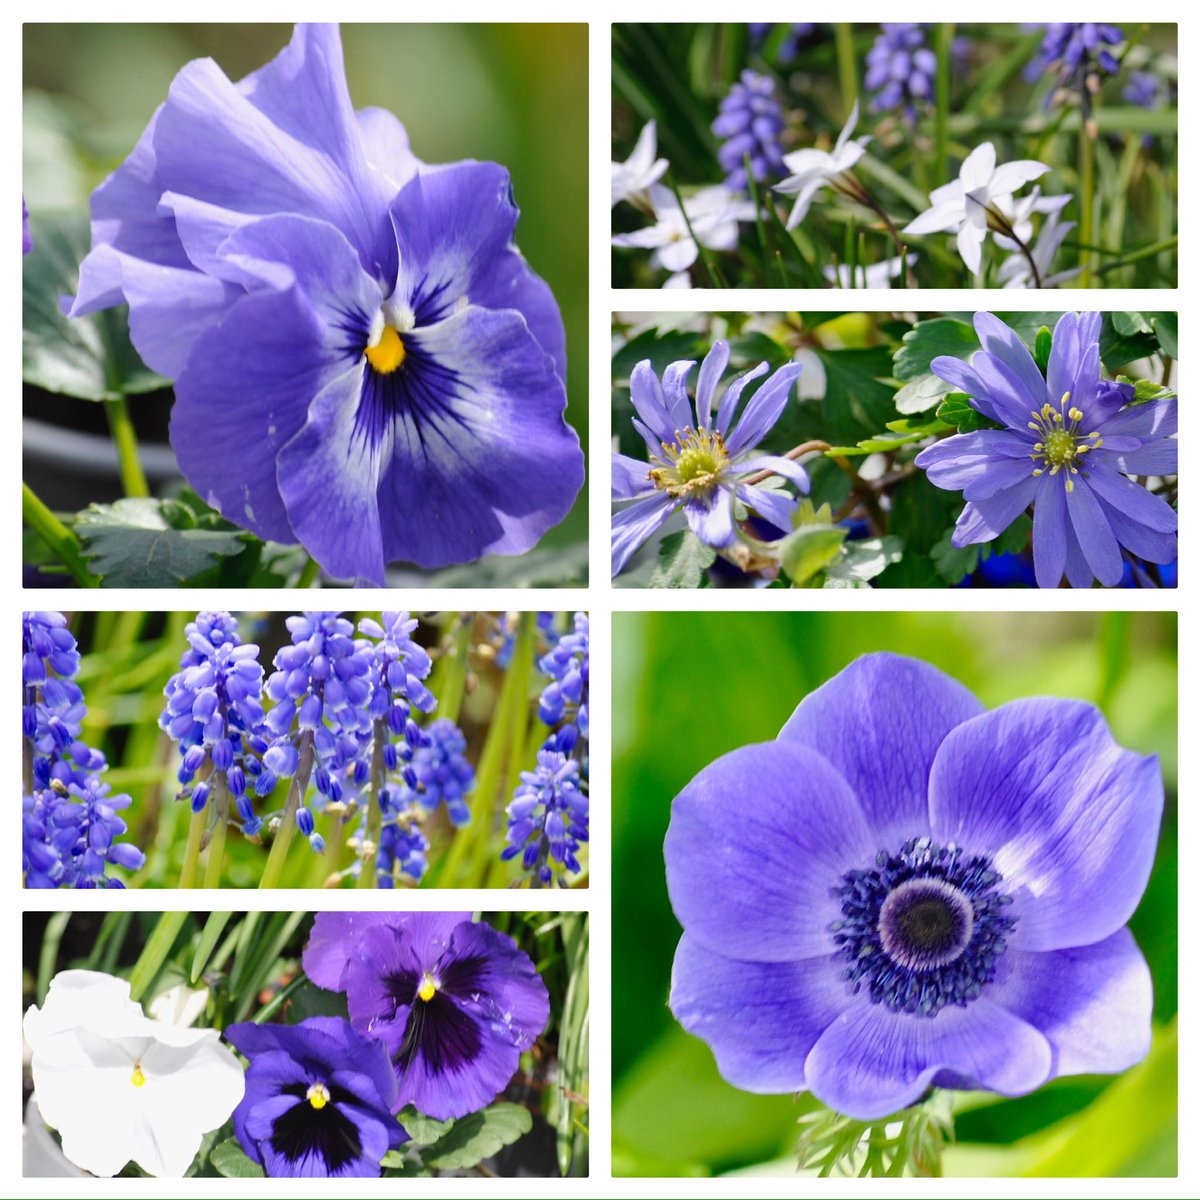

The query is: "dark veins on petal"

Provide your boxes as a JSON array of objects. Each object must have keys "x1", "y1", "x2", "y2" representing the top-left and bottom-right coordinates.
[
  {"x1": 395, "y1": 990, "x2": 484, "y2": 1076},
  {"x1": 271, "y1": 1083, "x2": 364, "y2": 1173}
]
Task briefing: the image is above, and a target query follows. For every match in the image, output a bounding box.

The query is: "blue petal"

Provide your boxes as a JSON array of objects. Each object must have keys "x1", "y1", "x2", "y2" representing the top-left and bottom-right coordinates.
[
  {"x1": 1032, "y1": 474, "x2": 1068, "y2": 587},
  {"x1": 724, "y1": 363, "x2": 802, "y2": 455},
  {"x1": 612, "y1": 452, "x2": 654, "y2": 501},
  {"x1": 628, "y1": 360, "x2": 675, "y2": 445},
  {"x1": 684, "y1": 493, "x2": 735, "y2": 547},
  {"x1": 1067, "y1": 477, "x2": 1123, "y2": 586},
  {"x1": 974, "y1": 312, "x2": 1049, "y2": 415},
  {"x1": 694, "y1": 340, "x2": 730, "y2": 425},
  {"x1": 951, "y1": 476, "x2": 1038, "y2": 545},
  {"x1": 612, "y1": 493, "x2": 673, "y2": 576}
]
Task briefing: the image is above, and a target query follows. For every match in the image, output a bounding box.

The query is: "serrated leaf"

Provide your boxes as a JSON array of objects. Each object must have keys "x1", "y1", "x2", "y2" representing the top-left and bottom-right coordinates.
[
  {"x1": 779, "y1": 524, "x2": 846, "y2": 585},
  {"x1": 651, "y1": 530, "x2": 716, "y2": 588},
  {"x1": 209, "y1": 1139, "x2": 265, "y2": 1178},
  {"x1": 991, "y1": 513, "x2": 1032, "y2": 557},
  {"x1": 930, "y1": 528, "x2": 980, "y2": 584},
  {"x1": 893, "y1": 318, "x2": 978, "y2": 382},
  {"x1": 1100, "y1": 314, "x2": 1159, "y2": 371},
  {"x1": 76, "y1": 497, "x2": 248, "y2": 587},
  {"x1": 23, "y1": 210, "x2": 168, "y2": 401},
  {"x1": 894, "y1": 372, "x2": 955, "y2": 415},
  {"x1": 1131, "y1": 378, "x2": 1176, "y2": 402},
  {"x1": 397, "y1": 1108, "x2": 456, "y2": 1146},
  {"x1": 824, "y1": 536, "x2": 903, "y2": 587},
  {"x1": 934, "y1": 394, "x2": 1003, "y2": 433},
  {"x1": 420, "y1": 1103, "x2": 533, "y2": 1171}
]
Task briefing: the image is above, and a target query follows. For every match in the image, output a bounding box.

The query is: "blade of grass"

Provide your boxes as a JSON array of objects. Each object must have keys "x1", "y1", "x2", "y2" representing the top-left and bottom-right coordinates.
[{"x1": 128, "y1": 911, "x2": 189, "y2": 1003}]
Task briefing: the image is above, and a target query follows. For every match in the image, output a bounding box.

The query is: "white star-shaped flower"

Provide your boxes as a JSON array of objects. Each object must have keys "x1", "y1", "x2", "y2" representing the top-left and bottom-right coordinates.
[
  {"x1": 902, "y1": 142, "x2": 1050, "y2": 273},
  {"x1": 611, "y1": 184, "x2": 755, "y2": 273},
  {"x1": 23, "y1": 970, "x2": 245, "y2": 1178},
  {"x1": 611, "y1": 120, "x2": 669, "y2": 207},
  {"x1": 774, "y1": 100, "x2": 872, "y2": 230}
]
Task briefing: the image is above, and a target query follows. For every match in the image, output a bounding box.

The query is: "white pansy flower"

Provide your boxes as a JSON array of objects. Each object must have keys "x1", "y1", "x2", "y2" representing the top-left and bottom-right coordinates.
[
  {"x1": 774, "y1": 100, "x2": 872, "y2": 230},
  {"x1": 611, "y1": 184, "x2": 754, "y2": 274},
  {"x1": 902, "y1": 142, "x2": 1050, "y2": 273},
  {"x1": 611, "y1": 120, "x2": 669, "y2": 207},
  {"x1": 23, "y1": 970, "x2": 244, "y2": 1178}
]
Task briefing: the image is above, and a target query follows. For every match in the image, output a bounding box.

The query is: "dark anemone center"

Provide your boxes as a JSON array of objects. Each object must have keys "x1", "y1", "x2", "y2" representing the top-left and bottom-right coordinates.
[
  {"x1": 271, "y1": 1082, "x2": 362, "y2": 1174},
  {"x1": 830, "y1": 836, "x2": 1016, "y2": 1018}
]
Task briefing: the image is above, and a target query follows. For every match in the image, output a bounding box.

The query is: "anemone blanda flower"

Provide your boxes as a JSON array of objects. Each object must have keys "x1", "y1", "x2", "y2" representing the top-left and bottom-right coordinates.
[
  {"x1": 225, "y1": 1017, "x2": 407, "y2": 1178},
  {"x1": 65, "y1": 23, "x2": 582, "y2": 584},
  {"x1": 23, "y1": 970, "x2": 244, "y2": 1177},
  {"x1": 916, "y1": 312, "x2": 1177, "y2": 587},
  {"x1": 303, "y1": 912, "x2": 549, "y2": 1120},
  {"x1": 902, "y1": 143, "x2": 1050, "y2": 274},
  {"x1": 667, "y1": 652, "x2": 1160, "y2": 1120},
  {"x1": 611, "y1": 120, "x2": 668, "y2": 207},
  {"x1": 774, "y1": 101, "x2": 871, "y2": 230},
  {"x1": 612, "y1": 339, "x2": 806, "y2": 577}
]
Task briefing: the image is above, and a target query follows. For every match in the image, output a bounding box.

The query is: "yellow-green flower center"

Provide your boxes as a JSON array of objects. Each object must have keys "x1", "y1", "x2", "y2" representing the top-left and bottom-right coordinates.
[
  {"x1": 1027, "y1": 391, "x2": 1103, "y2": 493},
  {"x1": 649, "y1": 427, "x2": 729, "y2": 498},
  {"x1": 307, "y1": 1082, "x2": 331, "y2": 1110},
  {"x1": 130, "y1": 1063, "x2": 146, "y2": 1088}
]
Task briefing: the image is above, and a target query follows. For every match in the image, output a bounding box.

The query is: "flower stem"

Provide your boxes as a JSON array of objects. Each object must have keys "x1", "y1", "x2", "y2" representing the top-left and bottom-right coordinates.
[
  {"x1": 202, "y1": 776, "x2": 229, "y2": 888},
  {"x1": 357, "y1": 722, "x2": 387, "y2": 889},
  {"x1": 743, "y1": 441, "x2": 831, "y2": 487},
  {"x1": 666, "y1": 175, "x2": 724, "y2": 288},
  {"x1": 22, "y1": 482, "x2": 99, "y2": 587},
  {"x1": 297, "y1": 555, "x2": 321, "y2": 588},
  {"x1": 259, "y1": 734, "x2": 314, "y2": 889},
  {"x1": 834, "y1": 24, "x2": 859, "y2": 117},
  {"x1": 934, "y1": 23, "x2": 954, "y2": 186},
  {"x1": 1078, "y1": 120, "x2": 1096, "y2": 287},
  {"x1": 103, "y1": 396, "x2": 149, "y2": 498},
  {"x1": 432, "y1": 616, "x2": 473, "y2": 726},
  {"x1": 178, "y1": 806, "x2": 206, "y2": 888},
  {"x1": 23, "y1": 734, "x2": 35, "y2": 796}
]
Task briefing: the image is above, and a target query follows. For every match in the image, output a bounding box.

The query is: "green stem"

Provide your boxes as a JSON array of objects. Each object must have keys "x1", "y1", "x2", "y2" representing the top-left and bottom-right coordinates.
[
  {"x1": 934, "y1": 24, "x2": 954, "y2": 185},
  {"x1": 432, "y1": 617, "x2": 473, "y2": 726},
  {"x1": 297, "y1": 556, "x2": 321, "y2": 588},
  {"x1": 202, "y1": 776, "x2": 229, "y2": 888},
  {"x1": 834, "y1": 25, "x2": 859, "y2": 117},
  {"x1": 178, "y1": 806, "x2": 206, "y2": 889},
  {"x1": 1079, "y1": 122, "x2": 1096, "y2": 286},
  {"x1": 22, "y1": 482, "x2": 99, "y2": 587},
  {"x1": 103, "y1": 396, "x2": 149, "y2": 497},
  {"x1": 252, "y1": 974, "x2": 309, "y2": 1024},
  {"x1": 307, "y1": 807, "x2": 347, "y2": 887},
  {"x1": 666, "y1": 175, "x2": 723, "y2": 287},
  {"x1": 259, "y1": 734, "x2": 315, "y2": 889},
  {"x1": 1093, "y1": 234, "x2": 1178, "y2": 276},
  {"x1": 357, "y1": 723, "x2": 386, "y2": 889}
]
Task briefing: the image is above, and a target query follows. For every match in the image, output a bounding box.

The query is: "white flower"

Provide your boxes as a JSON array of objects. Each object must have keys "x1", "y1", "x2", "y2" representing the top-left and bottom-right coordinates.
[
  {"x1": 823, "y1": 253, "x2": 918, "y2": 289},
  {"x1": 23, "y1": 970, "x2": 244, "y2": 1178},
  {"x1": 611, "y1": 120, "x2": 668, "y2": 207},
  {"x1": 998, "y1": 205, "x2": 1080, "y2": 289},
  {"x1": 774, "y1": 100, "x2": 872, "y2": 230},
  {"x1": 902, "y1": 142, "x2": 1050, "y2": 273},
  {"x1": 611, "y1": 184, "x2": 754, "y2": 274}
]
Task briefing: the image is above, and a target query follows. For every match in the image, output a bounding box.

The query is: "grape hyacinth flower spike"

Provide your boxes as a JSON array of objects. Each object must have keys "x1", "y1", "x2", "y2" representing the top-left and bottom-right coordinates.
[
  {"x1": 916, "y1": 312, "x2": 1177, "y2": 587},
  {"x1": 667, "y1": 652, "x2": 1160, "y2": 1119},
  {"x1": 65, "y1": 23, "x2": 583, "y2": 583},
  {"x1": 304, "y1": 912, "x2": 550, "y2": 1120},
  {"x1": 865, "y1": 24, "x2": 936, "y2": 123},
  {"x1": 612, "y1": 340, "x2": 806, "y2": 576},
  {"x1": 712, "y1": 70, "x2": 786, "y2": 193}
]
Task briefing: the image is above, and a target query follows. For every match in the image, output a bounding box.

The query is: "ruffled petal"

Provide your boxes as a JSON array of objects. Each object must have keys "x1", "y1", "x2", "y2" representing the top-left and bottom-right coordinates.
[
  {"x1": 670, "y1": 934, "x2": 846, "y2": 1093},
  {"x1": 779, "y1": 652, "x2": 984, "y2": 848},
  {"x1": 665, "y1": 740, "x2": 879, "y2": 961},
  {"x1": 805, "y1": 996, "x2": 1051, "y2": 1119},
  {"x1": 927, "y1": 697, "x2": 1163, "y2": 951}
]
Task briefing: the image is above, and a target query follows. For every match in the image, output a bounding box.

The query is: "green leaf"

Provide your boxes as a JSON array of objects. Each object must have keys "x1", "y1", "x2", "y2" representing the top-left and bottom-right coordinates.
[
  {"x1": 396, "y1": 1108, "x2": 456, "y2": 1146},
  {"x1": 75, "y1": 498, "x2": 250, "y2": 587},
  {"x1": 611, "y1": 326, "x2": 704, "y2": 382},
  {"x1": 127, "y1": 912, "x2": 189, "y2": 1003},
  {"x1": 935, "y1": 394, "x2": 1003, "y2": 433},
  {"x1": 419, "y1": 1103, "x2": 533, "y2": 1171},
  {"x1": 824, "y1": 536, "x2": 903, "y2": 587},
  {"x1": 209, "y1": 1139, "x2": 265, "y2": 1178},
  {"x1": 728, "y1": 331, "x2": 792, "y2": 370},
  {"x1": 1033, "y1": 326, "x2": 1053, "y2": 376},
  {"x1": 885, "y1": 416, "x2": 952, "y2": 435},
  {"x1": 778, "y1": 524, "x2": 846, "y2": 586},
  {"x1": 191, "y1": 912, "x2": 233, "y2": 985},
  {"x1": 1151, "y1": 312, "x2": 1178, "y2": 360},
  {"x1": 1100, "y1": 313, "x2": 1159, "y2": 370},
  {"x1": 893, "y1": 318, "x2": 978, "y2": 381},
  {"x1": 894, "y1": 372, "x2": 955, "y2": 415},
  {"x1": 992, "y1": 514, "x2": 1033, "y2": 557},
  {"x1": 651, "y1": 530, "x2": 716, "y2": 588},
  {"x1": 1130, "y1": 378, "x2": 1176, "y2": 402},
  {"x1": 23, "y1": 210, "x2": 168, "y2": 401},
  {"x1": 1112, "y1": 311, "x2": 1154, "y2": 337},
  {"x1": 826, "y1": 433, "x2": 927, "y2": 455},
  {"x1": 930, "y1": 528, "x2": 980, "y2": 584}
]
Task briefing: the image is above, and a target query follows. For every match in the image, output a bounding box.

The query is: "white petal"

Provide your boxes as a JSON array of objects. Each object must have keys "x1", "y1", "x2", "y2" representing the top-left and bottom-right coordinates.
[
  {"x1": 957, "y1": 220, "x2": 986, "y2": 274},
  {"x1": 903, "y1": 197, "x2": 963, "y2": 235},
  {"x1": 834, "y1": 98, "x2": 861, "y2": 154},
  {"x1": 655, "y1": 237, "x2": 699, "y2": 273},
  {"x1": 989, "y1": 158, "x2": 1052, "y2": 197},
  {"x1": 786, "y1": 179, "x2": 826, "y2": 229},
  {"x1": 959, "y1": 142, "x2": 997, "y2": 191},
  {"x1": 148, "y1": 983, "x2": 210, "y2": 1029}
]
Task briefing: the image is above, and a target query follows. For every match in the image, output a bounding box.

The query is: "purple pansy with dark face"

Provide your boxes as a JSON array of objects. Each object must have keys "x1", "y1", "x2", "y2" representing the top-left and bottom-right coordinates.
[
  {"x1": 916, "y1": 312, "x2": 1177, "y2": 588},
  {"x1": 225, "y1": 1017, "x2": 407, "y2": 1178},
  {"x1": 667, "y1": 653, "x2": 1160, "y2": 1120},
  {"x1": 65, "y1": 23, "x2": 582, "y2": 584},
  {"x1": 612, "y1": 339, "x2": 806, "y2": 577},
  {"x1": 303, "y1": 912, "x2": 549, "y2": 1120}
]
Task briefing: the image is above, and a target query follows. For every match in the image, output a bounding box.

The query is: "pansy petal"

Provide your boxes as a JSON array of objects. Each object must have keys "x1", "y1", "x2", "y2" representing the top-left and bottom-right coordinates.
[
  {"x1": 374, "y1": 308, "x2": 583, "y2": 571},
  {"x1": 665, "y1": 740, "x2": 879, "y2": 961},
  {"x1": 805, "y1": 996, "x2": 1051, "y2": 1120},
  {"x1": 470, "y1": 249, "x2": 567, "y2": 380},
  {"x1": 670, "y1": 934, "x2": 845, "y2": 1092},
  {"x1": 302, "y1": 913, "x2": 399, "y2": 991},
  {"x1": 355, "y1": 106, "x2": 421, "y2": 193},
  {"x1": 990, "y1": 930, "x2": 1152, "y2": 1078},
  {"x1": 612, "y1": 493, "x2": 674, "y2": 576},
  {"x1": 928, "y1": 697, "x2": 1163, "y2": 951},
  {"x1": 779, "y1": 652, "x2": 984, "y2": 847}
]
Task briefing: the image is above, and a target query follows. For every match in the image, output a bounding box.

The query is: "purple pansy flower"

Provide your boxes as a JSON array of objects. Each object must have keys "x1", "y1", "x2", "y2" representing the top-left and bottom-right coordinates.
[
  {"x1": 916, "y1": 312, "x2": 1177, "y2": 588},
  {"x1": 612, "y1": 339, "x2": 806, "y2": 577},
  {"x1": 667, "y1": 652, "x2": 1160, "y2": 1119},
  {"x1": 64, "y1": 23, "x2": 583, "y2": 584},
  {"x1": 225, "y1": 1017, "x2": 407, "y2": 1177},
  {"x1": 303, "y1": 912, "x2": 549, "y2": 1120}
]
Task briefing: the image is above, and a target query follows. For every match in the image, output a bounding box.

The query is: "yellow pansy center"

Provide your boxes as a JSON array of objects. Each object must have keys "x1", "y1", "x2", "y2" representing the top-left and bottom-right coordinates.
[
  {"x1": 648, "y1": 427, "x2": 729, "y2": 499},
  {"x1": 365, "y1": 325, "x2": 406, "y2": 375},
  {"x1": 306, "y1": 1082, "x2": 331, "y2": 1110},
  {"x1": 1027, "y1": 391, "x2": 1103, "y2": 493},
  {"x1": 418, "y1": 973, "x2": 439, "y2": 1003},
  {"x1": 130, "y1": 1064, "x2": 146, "y2": 1088}
]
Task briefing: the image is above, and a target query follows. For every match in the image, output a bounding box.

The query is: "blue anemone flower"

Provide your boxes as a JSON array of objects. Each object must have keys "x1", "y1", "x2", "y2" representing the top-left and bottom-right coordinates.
[
  {"x1": 226, "y1": 1017, "x2": 408, "y2": 1177},
  {"x1": 65, "y1": 23, "x2": 583, "y2": 584},
  {"x1": 612, "y1": 340, "x2": 807, "y2": 577},
  {"x1": 666, "y1": 652, "x2": 1160, "y2": 1119},
  {"x1": 916, "y1": 312, "x2": 1177, "y2": 588}
]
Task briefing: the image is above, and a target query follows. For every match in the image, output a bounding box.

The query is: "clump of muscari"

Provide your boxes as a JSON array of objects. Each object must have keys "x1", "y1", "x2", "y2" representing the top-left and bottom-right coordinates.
[
  {"x1": 865, "y1": 23, "x2": 936, "y2": 122},
  {"x1": 23, "y1": 612, "x2": 145, "y2": 888},
  {"x1": 712, "y1": 69, "x2": 786, "y2": 193}
]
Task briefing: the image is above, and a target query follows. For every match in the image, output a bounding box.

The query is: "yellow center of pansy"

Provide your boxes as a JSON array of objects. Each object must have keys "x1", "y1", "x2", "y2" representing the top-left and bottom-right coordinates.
[
  {"x1": 417, "y1": 973, "x2": 439, "y2": 1003},
  {"x1": 365, "y1": 325, "x2": 406, "y2": 374},
  {"x1": 130, "y1": 1064, "x2": 146, "y2": 1088},
  {"x1": 306, "y1": 1082, "x2": 331, "y2": 1110}
]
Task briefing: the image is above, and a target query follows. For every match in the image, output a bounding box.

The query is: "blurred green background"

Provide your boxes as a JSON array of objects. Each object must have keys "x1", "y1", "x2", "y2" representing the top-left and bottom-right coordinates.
[
  {"x1": 23, "y1": 24, "x2": 588, "y2": 582},
  {"x1": 613, "y1": 611, "x2": 1177, "y2": 1177}
]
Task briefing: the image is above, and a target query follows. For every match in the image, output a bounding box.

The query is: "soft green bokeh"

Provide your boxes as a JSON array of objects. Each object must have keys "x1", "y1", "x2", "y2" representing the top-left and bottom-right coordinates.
[{"x1": 613, "y1": 611, "x2": 1177, "y2": 1177}]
